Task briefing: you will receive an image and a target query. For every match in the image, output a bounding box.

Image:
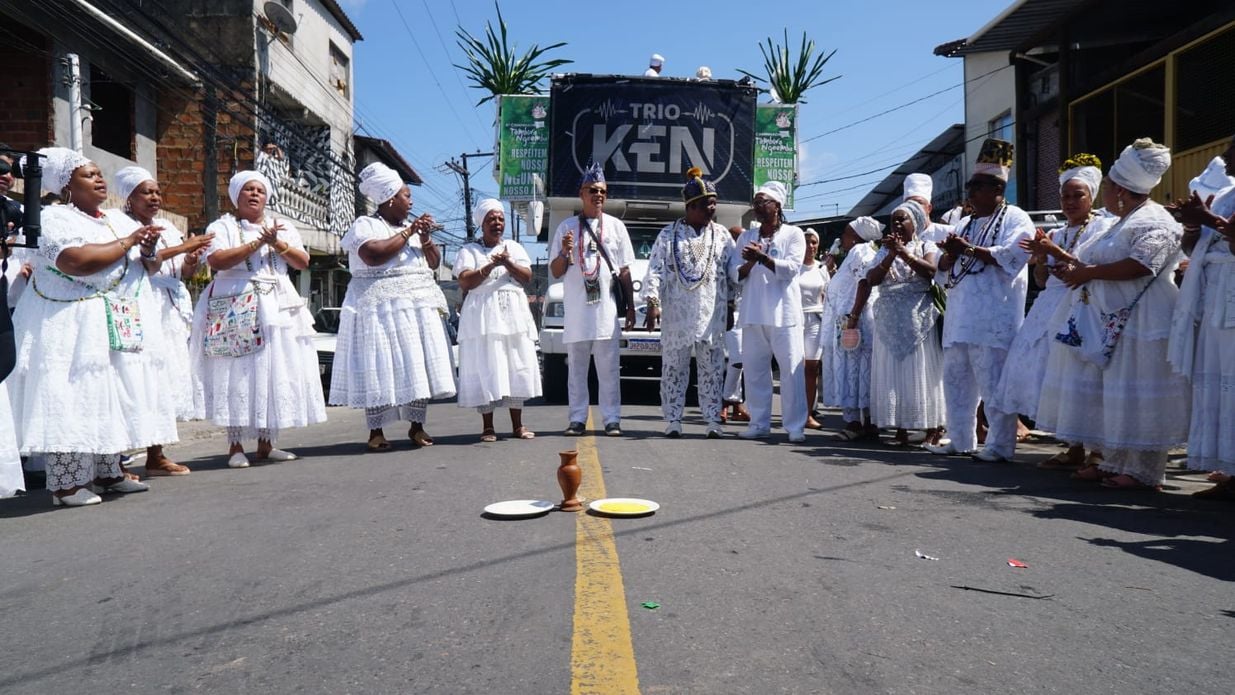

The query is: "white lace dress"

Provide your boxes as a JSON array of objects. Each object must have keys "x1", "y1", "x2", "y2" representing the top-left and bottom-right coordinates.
[
  {"x1": 123, "y1": 216, "x2": 199, "y2": 421},
  {"x1": 1168, "y1": 187, "x2": 1235, "y2": 474},
  {"x1": 822, "y1": 243, "x2": 877, "y2": 414},
  {"x1": 990, "y1": 215, "x2": 1114, "y2": 419},
  {"x1": 1036, "y1": 202, "x2": 1189, "y2": 484},
  {"x1": 329, "y1": 216, "x2": 456, "y2": 409},
  {"x1": 8, "y1": 206, "x2": 178, "y2": 455},
  {"x1": 189, "y1": 214, "x2": 326, "y2": 440},
  {"x1": 453, "y1": 241, "x2": 540, "y2": 408},
  {"x1": 868, "y1": 240, "x2": 946, "y2": 429}
]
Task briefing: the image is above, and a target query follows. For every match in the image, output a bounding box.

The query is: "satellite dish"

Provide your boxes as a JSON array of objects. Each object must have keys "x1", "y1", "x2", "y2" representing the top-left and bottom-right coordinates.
[{"x1": 263, "y1": 1, "x2": 299, "y2": 35}]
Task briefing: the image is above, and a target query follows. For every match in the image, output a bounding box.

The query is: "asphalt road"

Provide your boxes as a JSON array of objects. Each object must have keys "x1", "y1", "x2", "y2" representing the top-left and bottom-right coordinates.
[{"x1": 2, "y1": 393, "x2": 1232, "y2": 694}]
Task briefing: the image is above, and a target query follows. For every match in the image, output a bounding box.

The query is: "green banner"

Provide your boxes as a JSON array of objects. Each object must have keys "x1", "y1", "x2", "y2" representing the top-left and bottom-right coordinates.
[
  {"x1": 498, "y1": 95, "x2": 550, "y2": 201},
  {"x1": 754, "y1": 104, "x2": 798, "y2": 209}
]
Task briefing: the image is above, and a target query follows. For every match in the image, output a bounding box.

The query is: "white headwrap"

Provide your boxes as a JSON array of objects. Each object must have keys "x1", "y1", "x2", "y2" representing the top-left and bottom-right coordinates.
[
  {"x1": 1189, "y1": 156, "x2": 1235, "y2": 199},
  {"x1": 902, "y1": 173, "x2": 933, "y2": 203},
  {"x1": 803, "y1": 227, "x2": 819, "y2": 241},
  {"x1": 848, "y1": 216, "x2": 885, "y2": 242},
  {"x1": 33, "y1": 146, "x2": 91, "y2": 194},
  {"x1": 115, "y1": 166, "x2": 155, "y2": 202},
  {"x1": 756, "y1": 181, "x2": 787, "y2": 207},
  {"x1": 472, "y1": 198, "x2": 505, "y2": 230},
  {"x1": 228, "y1": 170, "x2": 273, "y2": 207},
  {"x1": 1108, "y1": 138, "x2": 1171, "y2": 195},
  {"x1": 1058, "y1": 165, "x2": 1102, "y2": 199},
  {"x1": 650, "y1": 53, "x2": 664, "y2": 67},
  {"x1": 358, "y1": 162, "x2": 405, "y2": 205},
  {"x1": 892, "y1": 200, "x2": 928, "y2": 236}
]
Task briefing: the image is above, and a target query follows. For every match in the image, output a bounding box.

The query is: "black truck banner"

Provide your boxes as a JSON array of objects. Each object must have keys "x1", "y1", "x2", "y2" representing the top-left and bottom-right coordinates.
[{"x1": 548, "y1": 75, "x2": 758, "y2": 203}]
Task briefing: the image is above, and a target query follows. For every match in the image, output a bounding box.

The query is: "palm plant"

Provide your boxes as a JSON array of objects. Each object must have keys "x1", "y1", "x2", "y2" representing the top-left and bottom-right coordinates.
[
  {"x1": 454, "y1": 2, "x2": 572, "y2": 106},
  {"x1": 738, "y1": 30, "x2": 840, "y2": 104}
]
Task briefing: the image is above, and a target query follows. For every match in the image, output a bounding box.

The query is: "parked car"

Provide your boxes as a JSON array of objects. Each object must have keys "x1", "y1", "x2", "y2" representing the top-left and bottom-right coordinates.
[{"x1": 312, "y1": 307, "x2": 341, "y2": 391}]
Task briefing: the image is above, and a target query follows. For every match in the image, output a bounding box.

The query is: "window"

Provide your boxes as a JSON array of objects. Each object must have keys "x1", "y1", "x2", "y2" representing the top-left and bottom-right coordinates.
[
  {"x1": 89, "y1": 65, "x2": 133, "y2": 159},
  {"x1": 1069, "y1": 65, "x2": 1165, "y2": 172},
  {"x1": 989, "y1": 111, "x2": 1013, "y2": 142},
  {"x1": 329, "y1": 43, "x2": 350, "y2": 98},
  {"x1": 1176, "y1": 24, "x2": 1235, "y2": 151}
]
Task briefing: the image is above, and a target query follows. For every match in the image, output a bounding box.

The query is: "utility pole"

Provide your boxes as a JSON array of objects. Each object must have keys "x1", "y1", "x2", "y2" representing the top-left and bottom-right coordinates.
[{"x1": 444, "y1": 150, "x2": 494, "y2": 241}]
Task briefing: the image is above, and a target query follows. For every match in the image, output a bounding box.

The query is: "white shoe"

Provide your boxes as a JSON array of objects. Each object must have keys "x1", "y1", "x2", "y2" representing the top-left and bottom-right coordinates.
[
  {"x1": 228, "y1": 453, "x2": 251, "y2": 468},
  {"x1": 706, "y1": 422, "x2": 723, "y2": 439},
  {"x1": 52, "y1": 489, "x2": 103, "y2": 507},
  {"x1": 261, "y1": 449, "x2": 299, "y2": 462},
  {"x1": 923, "y1": 442, "x2": 972, "y2": 456},
  {"x1": 98, "y1": 478, "x2": 149, "y2": 494},
  {"x1": 738, "y1": 427, "x2": 770, "y2": 440},
  {"x1": 788, "y1": 431, "x2": 806, "y2": 444},
  {"x1": 664, "y1": 422, "x2": 682, "y2": 438},
  {"x1": 973, "y1": 448, "x2": 1010, "y2": 463}
]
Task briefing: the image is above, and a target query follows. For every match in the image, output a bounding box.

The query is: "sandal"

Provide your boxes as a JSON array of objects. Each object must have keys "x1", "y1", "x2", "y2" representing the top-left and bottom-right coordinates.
[
  {"x1": 1100, "y1": 474, "x2": 1161, "y2": 491},
  {"x1": 1071, "y1": 463, "x2": 1110, "y2": 482},
  {"x1": 1038, "y1": 450, "x2": 1082, "y2": 470},
  {"x1": 513, "y1": 427, "x2": 536, "y2": 440},
  {"x1": 480, "y1": 429, "x2": 498, "y2": 443},
  {"x1": 367, "y1": 435, "x2": 391, "y2": 452},
  {"x1": 834, "y1": 429, "x2": 862, "y2": 442},
  {"x1": 146, "y1": 458, "x2": 191, "y2": 476},
  {"x1": 411, "y1": 429, "x2": 435, "y2": 447},
  {"x1": 806, "y1": 416, "x2": 824, "y2": 430}
]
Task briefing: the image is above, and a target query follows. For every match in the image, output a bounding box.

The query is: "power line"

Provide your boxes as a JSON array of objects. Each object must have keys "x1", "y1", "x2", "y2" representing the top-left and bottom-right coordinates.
[{"x1": 417, "y1": 0, "x2": 491, "y2": 136}]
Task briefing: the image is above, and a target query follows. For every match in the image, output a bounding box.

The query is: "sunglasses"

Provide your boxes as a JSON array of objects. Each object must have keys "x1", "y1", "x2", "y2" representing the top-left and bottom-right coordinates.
[
  {"x1": 752, "y1": 198, "x2": 776, "y2": 207},
  {"x1": 965, "y1": 179, "x2": 998, "y2": 191},
  {"x1": 586, "y1": 187, "x2": 607, "y2": 195}
]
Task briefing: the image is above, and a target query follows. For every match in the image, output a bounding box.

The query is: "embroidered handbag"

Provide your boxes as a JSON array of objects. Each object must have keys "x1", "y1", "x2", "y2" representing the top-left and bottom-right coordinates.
[
  {"x1": 104, "y1": 295, "x2": 144, "y2": 352},
  {"x1": 204, "y1": 288, "x2": 264, "y2": 357},
  {"x1": 1054, "y1": 274, "x2": 1159, "y2": 369}
]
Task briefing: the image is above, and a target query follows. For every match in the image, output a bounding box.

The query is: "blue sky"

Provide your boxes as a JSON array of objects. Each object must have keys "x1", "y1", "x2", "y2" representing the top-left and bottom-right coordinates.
[{"x1": 339, "y1": 0, "x2": 1004, "y2": 246}]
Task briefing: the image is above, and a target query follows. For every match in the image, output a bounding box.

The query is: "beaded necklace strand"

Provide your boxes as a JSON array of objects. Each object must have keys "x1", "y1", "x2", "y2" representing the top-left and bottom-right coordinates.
[
  {"x1": 945, "y1": 202, "x2": 1007, "y2": 289},
  {"x1": 669, "y1": 219, "x2": 717, "y2": 291}
]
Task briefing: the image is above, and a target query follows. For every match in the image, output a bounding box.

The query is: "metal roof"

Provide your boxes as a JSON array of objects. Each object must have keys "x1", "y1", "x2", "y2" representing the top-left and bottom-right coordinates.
[
  {"x1": 845, "y1": 124, "x2": 965, "y2": 218},
  {"x1": 320, "y1": 0, "x2": 363, "y2": 42},
  {"x1": 933, "y1": 0, "x2": 1089, "y2": 57},
  {"x1": 355, "y1": 136, "x2": 423, "y2": 185}
]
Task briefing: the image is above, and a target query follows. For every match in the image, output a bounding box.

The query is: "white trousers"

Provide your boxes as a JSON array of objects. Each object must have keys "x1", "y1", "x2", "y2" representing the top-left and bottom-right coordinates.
[
  {"x1": 741, "y1": 324, "x2": 807, "y2": 435},
  {"x1": 943, "y1": 343, "x2": 1017, "y2": 457},
  {"x1": 723, "y1": 327, "x2": 744, "y2": 403},
  {"x1": 660, "y1": 341, "x2": 726, "y2": 424},
  {"x1": 567, "y1": 338, "x2": 622, "y2": 426}
]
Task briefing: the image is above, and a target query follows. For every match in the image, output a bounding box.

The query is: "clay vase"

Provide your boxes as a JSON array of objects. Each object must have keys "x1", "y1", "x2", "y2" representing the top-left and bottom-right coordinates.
[{"x1": 557, "y1": 450, "x2": 584, "y2": 512}]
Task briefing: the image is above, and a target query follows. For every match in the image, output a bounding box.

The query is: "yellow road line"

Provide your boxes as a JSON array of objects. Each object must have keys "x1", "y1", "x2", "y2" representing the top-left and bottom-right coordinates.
[{"x1": 570, "y1": 415, "x2": 640, "y2": 695}]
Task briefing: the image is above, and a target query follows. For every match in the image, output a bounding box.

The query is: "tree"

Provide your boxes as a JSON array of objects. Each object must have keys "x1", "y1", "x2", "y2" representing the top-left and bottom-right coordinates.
[
  {"x1": 454, "y1": 2, "x2": 572, "y2": 106},
  {"x1": 738, "y1": 30, "x2": 840, "y2": 104}
]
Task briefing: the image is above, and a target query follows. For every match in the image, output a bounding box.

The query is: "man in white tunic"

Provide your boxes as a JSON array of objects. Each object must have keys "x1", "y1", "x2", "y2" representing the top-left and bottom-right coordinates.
[
  {"x1": 925, "y1": 139, "x2": 1034, "y2": 462},
  {"x1": 549, "y1": 162, "x2": 636, "y2": 436},
  {"x1": 644, "y1": 54, "x2": 664, "y2": 77},
  {"x1": 642, "y1": 168, "x2": 734, "y2": 438},
  {"x1": 728, "y1": 181, "x2": 808, "y2": 442}
]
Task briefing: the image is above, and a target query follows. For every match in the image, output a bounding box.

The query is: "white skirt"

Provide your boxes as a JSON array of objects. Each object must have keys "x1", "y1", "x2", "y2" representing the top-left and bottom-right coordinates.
[
  {"x1": 330, "y1": 301, "x2": 456, "y2": 408},
  {"x1": 870, "y1": 332, "x2": 946, "y2": 430},
  {"x1": 191, "y1": 293, "x2": 327, "y2": 436},
  {"x1": 149, "y1": 284, "x2": 198, "y2": 421},
  {"x1": 802, "y1": 312, "x2": 824, "y2": 361},
  {"x1": 989, "y1": 284, "x2": 1067, "y2": 419},
  {"x1": 456, "y1": 333, "x2": 542, "y2": 408},
  {"x1": 0, "y1": 384, "x2": 24, "y2": 498},
  {"x1": 1185, "y1": 318, "x2": 1235, "y2": 474}
]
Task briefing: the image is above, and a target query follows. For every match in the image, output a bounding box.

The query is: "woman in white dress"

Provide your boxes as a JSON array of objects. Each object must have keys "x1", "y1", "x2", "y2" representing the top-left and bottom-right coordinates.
[
  {"x1": 799, "y1": 228, "x2": 830, "y2": 430},
  {"x1": 847, "y1": 201, "x2": 945, "y2": 446},
  {"x1": 115, "y1": 167, "x2": 213, "y2": 476},
  {"x1": 823, "y1": 217, "x2": 882, "y2": 441},
  {"x1": 8, "y1": 148, "x2": 172, "y2": 506},
  {"x1": 1167, "y1": 137, "x2": 1235, "y2": 498},
  {"x1": 330, "y1": 162, "x2": 454, "y2": 451},
  {"x1": 454, "y1": 199, "x2": 540, "y2": 441},
  {"x1": 992, "y1": 155, "x2": 1112, "y2": 468},
  {"x1": 1037, "y1": 138, "x2": 1189, "y2": 490},
  {"x1": 190, "y1": 171, "x2": 325, "y2": 468}
]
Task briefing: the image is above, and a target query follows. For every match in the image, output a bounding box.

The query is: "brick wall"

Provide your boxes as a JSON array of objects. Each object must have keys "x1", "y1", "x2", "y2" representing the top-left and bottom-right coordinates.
[
  {"x1": 155, "y1": 80, "x2": 258, "y2": 233},
  {"x1": 0, "y1": 29, "x2": 52, "y2": 152}
]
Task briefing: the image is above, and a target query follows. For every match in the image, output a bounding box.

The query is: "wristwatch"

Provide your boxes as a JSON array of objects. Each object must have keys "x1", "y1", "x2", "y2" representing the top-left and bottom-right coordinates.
[{"x1": 962, "y1": 246, "x2": 977, "y2": 258}]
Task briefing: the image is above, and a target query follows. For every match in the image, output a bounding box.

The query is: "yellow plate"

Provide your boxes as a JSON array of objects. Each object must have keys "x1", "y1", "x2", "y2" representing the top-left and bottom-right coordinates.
[{"x1": 589, "y1": 498, "x2": 660, "y2": 516}]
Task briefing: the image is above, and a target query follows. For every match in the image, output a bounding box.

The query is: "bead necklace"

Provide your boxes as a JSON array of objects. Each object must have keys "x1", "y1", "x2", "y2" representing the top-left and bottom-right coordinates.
[
  {"x1": 1059, "y1": 213, "x2": 1094, "y2": 255},
  {"x1": 576, "y1": 216, "x2": 604, "y2": 303},
  {"x1": 669, "y1": 220, "x2": 717, "y2": 291},
  {"x1": 945, "y1": 202, "x2": 1007, "y2": 289}
]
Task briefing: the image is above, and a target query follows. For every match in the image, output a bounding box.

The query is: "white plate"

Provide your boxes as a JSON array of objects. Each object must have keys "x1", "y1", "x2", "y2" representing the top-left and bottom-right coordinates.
[
  {"x1": 588, "y1": 498, "x2": 660, "y2": 516},
  {"x1": 483, "y1": 500, "x2": 556, "y2": 518}
]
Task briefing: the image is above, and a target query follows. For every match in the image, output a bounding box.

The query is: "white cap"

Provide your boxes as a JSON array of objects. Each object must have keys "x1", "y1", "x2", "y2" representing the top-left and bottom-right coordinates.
[
  {"x1": 1189, "y1": 156, "x2": 1235, "y2": 199},
  {"x1": 902, "y1": 173, "x2": 933, "y2": 203},
  {"x1": 649, "y1": 54, "x2": 664, "y2": 67}
]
